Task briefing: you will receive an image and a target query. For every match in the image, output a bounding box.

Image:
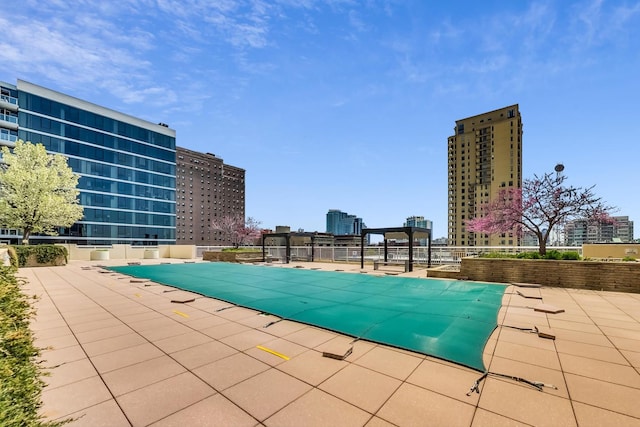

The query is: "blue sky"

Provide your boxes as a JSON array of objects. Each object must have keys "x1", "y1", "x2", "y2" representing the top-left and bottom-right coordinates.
[{"x1": 2, "y1": 0, "x2": 639, "y2": 239}]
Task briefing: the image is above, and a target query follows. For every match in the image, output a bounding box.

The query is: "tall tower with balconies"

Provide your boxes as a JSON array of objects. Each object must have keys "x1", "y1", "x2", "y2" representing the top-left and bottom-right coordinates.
[{"x1": 447, "y1": 105, "x2": 522, "y2": 246}]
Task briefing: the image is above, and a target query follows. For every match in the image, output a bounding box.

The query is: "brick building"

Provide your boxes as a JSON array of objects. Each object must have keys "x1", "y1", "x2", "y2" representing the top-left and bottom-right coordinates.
[{"x1": 175, "y1": 147, "x2": 245, "y2": 245}]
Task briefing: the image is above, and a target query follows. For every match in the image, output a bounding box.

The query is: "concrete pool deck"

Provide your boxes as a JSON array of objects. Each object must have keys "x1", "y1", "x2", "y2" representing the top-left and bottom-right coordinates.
[{"x1": 25, "y1": 259, "x2": 640, "y2": 426}]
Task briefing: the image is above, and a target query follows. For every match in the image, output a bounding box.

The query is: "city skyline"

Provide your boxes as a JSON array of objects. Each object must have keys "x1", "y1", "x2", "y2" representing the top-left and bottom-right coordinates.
[{"x1": 2, "y1": 1, "x2": 639, "y2": 239}]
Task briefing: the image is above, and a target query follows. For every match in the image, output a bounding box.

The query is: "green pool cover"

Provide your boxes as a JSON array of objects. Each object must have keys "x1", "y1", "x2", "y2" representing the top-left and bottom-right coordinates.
[{"x1": 108, "y1": 263, "x2": 506, "y2": 371}]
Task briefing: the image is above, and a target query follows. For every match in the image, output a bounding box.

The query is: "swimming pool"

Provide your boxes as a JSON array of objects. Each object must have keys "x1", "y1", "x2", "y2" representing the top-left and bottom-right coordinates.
[{"x1": 108, "y1": 262, "x2": 506, "y2": 371}]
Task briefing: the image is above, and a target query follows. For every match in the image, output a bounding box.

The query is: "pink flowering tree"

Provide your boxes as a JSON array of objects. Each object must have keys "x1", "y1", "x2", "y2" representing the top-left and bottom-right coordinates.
[
  {"x1": 466, "y1": 171, "x2": 614, "y2": 255},
  {"x1": 210, "y1": 215, "x2": 262, "y2": 248}
]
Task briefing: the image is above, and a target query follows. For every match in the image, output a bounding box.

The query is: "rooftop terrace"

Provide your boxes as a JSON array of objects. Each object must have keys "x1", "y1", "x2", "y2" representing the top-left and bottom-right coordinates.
[{"x1": 26, "y1": 259, "x2": 640, "y2": 426}]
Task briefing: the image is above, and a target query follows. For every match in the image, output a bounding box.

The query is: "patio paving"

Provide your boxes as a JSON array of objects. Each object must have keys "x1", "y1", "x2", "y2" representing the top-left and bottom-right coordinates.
[{"x1": 23, "y1": 259, "x2": 640, "y2": 426}]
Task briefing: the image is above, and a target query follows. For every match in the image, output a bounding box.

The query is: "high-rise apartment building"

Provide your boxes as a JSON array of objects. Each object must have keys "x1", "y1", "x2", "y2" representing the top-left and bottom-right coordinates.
[
  {"x1": 176, "y1": 147, "x2": 245, "y2": 245},
  {"x1": 326, "y1": 209, "x2": 365, "y2": 235},
  {"x1": 0, "y1": 79, "x2": 176, "y2": 245},
  {"x1": 565, "y1": 216, "x2": 634, "y2": 245},
  {"x1": 447, "y1": 105, "x2": 522, "y2": 246}
]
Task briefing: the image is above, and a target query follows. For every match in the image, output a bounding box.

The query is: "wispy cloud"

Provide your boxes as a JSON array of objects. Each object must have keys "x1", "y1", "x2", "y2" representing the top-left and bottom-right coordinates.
[
  {"x1": 0, "y1": 14, "x2": 153, "y2": 90},
  {"x1": 428, "y1": 20, "x2": 463, "y2": 45},
  {"x1": 3, "y1": 0, "x2": 638, "y2": 124},
  {"x1": 387, "y1": 0, "x2": 640, "y2": 97},
  {"x1": 571, "y1": 0, "x2": 605, "y2": 46},
  {"x1": 348, "y1": 9, "x2": 369, "y2": 33},
  {"x1": 0, "y1": 0, "x2": 283, "y2": 110},
  {"x1": 569, "y1": 0, "x2": 640, "y2": 48}
]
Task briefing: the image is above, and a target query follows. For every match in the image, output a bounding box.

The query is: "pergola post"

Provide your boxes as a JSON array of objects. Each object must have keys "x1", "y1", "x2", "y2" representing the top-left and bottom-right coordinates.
[
  {"x1": 408, "y1": 227, "x2": 414, "y2": 272},
  {"x1": 428, "y1": 231, "x2": 432, "y2": 268},
  {"x1": 384, "y1": 238, "x2": 388, "y2": 262},
  {"x1": 311, "y1": 235, "x2": 315, "y2": 262},
  {"x1": 360, "y1": 231, "x2": 365, "y2": 269},
  {"x1": 285, "y1": 235, "x2": 291, "y2": 264}
]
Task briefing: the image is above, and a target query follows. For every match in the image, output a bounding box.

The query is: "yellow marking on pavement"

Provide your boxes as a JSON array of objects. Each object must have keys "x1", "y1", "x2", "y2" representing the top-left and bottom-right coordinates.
[
  {"x1": 256, "y1": 345, "x2": 290, "y2": 360},
  {"x1": 173, "y1": 310, "x2": 189, "y2": 318},
  {"x1": 134, "y1": 293, "x2": 141, "y2": 298}
]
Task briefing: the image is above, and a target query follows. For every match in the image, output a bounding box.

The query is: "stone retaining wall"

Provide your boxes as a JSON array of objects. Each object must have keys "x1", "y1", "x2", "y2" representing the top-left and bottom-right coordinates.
[
  {"x1": 202, "y1": 251, "x2": 263, "y2": 263},
  {"x1": 457, "y1": 258, "x2": 640, "y2": 293}
]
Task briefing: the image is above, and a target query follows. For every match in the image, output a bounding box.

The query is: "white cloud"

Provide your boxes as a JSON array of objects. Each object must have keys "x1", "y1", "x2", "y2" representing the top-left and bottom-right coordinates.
[
  {"x1": 428, "y1": 21, "x2": 462, "y2": 45},
  {"x1": 114, "y1": 85, "x2": 177, "y2": 106},
  {"x1": 348, "y1": 10, "x2": 368, "y2": 33},
  {"x1": 574, "y1": 0, "x2": 605, "y2": 46}
]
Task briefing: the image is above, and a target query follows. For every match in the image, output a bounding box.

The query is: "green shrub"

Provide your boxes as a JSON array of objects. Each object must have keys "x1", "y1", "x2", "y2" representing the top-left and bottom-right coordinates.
[
  {"x1": 11, "y1": 245, "x2": 68, "y2": 267},
  {"x1": 221, "y1": 248, "x2": 260, "y2": 253},
  {"x1": 622, "y1": 256, "x2": 637, "y2": 262},
  {"x1": 542, "y1": 250, "x2": 562, "y2": 260},
  {"x1": 479, "y1": 252, "x2": 518, "y2": 258},
  {"x1": 516, "y1": 251, "x2": 541, "y2": 259},
  {"x1": 0, "y1": 267, "x2": 67, "y2": 426},
  {"x1": 561, "y1": 251, "x2": 581, "y2": 260},
  {"x1": 481, "y1": 250, "x2": 580, "y2": 260}
]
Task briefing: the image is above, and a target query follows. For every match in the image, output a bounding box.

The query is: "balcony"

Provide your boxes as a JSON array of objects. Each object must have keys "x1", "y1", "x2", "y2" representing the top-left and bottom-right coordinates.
[
  {"x1": 0, "y1": 131, "x2": 18, "y2": 144},
  {"x1": 0, "y1": 94, "x2": 18, "y2": 111},
  {"x1": 0, "y1": 113, "x2": 18, "y2": 130}
]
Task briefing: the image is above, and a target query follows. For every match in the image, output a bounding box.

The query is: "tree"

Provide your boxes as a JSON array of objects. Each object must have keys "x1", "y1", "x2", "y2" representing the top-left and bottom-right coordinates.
[
  {"x1": 466, "y1": 170, "x2": 613, "y2": 255},
  {"x1": 210, "y1": 215, "x2": 262, "y2": 248},
  {"x1": 0, "y1": 140, "x2": 84, "y2": 244}
]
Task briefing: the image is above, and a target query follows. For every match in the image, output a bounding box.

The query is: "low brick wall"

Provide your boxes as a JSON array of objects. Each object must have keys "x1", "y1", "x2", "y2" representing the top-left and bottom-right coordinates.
[
  {"x1": 426, "y1": 267, "x2": 463, "y2": 280},
  {"x1": 460, "y1": 258, "x2": 640, "y2": 293},
  {"x1": 203, "y1": 251, "x2": 263, "y2": 263}
]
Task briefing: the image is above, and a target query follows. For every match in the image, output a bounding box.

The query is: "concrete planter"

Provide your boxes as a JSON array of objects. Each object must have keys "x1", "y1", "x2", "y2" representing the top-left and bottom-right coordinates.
[
  {"x1": 203, "y1": 251, "x2": 263, "y2": 263},
  {"x1": 144, "y1": 249, "x2": 160, "y2": 259},
  {"x1": 90, "y1": 250, "x2": 110, "y2": 261},
  {"x1": 23, "y1": 255, "x2": 67, "y2": 267}
]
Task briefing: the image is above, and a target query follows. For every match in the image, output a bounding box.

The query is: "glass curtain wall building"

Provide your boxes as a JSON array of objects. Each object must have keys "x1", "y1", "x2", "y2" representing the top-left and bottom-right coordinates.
[
  {"x1": 404, "y1": 215, "x2": 433, "y2": 231},
  {"x1": 0, "y1": 80, "x2": 176, "y2": 245},
  {"x1": 326, "y1": 209, "x2": 365, "y2": 235}
]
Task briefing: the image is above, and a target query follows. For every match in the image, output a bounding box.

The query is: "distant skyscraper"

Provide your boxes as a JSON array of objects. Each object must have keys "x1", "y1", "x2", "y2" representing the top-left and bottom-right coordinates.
[
  {"x1": 0, "y1": 79, "x2": 176, "y2": 245},
  {"x1": 326, "y1": 209, "x2": 365, "y2": 235},
  {"x1": 404, "y1": 216, "x2": 432, "y2": 246},
  {"x1": 404, "y1": 216, "x2": 432, "y2": 231},
  {"x1": 565, "y1": 216, "x2": 634, "y2": 245},
  {"x1": 447, "y1": 105, "x2": 522, "y2": 246}
]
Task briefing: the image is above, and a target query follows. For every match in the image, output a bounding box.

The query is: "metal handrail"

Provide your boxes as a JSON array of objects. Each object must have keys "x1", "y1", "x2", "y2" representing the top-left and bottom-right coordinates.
[
  {"x1": 0, "y1": 113, "x2": 17, "y2": 123},
  {"x1": 0, "y1": 94, "x2": 18, "y2": 105}
]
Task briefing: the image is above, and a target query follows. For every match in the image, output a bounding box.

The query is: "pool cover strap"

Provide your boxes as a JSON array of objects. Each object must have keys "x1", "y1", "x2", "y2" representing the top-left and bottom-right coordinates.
[{"x1": 467, "y1": 371, "x2": 558, "y2": 395}]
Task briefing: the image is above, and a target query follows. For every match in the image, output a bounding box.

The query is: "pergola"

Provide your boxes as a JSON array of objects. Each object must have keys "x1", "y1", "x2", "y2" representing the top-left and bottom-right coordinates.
[
  {"x1": 261, "y1": 231, "x2": 324, "y2": 263},
  {"x1": 360, "y1": 226, "x2": 432, "y2": 272}
]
